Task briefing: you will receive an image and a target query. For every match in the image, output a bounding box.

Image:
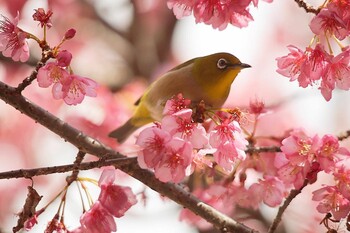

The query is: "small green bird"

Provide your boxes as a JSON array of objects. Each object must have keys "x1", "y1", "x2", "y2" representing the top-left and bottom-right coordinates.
[{"x1": 109, "y1": 52, "x2": 250, "y2": 142}]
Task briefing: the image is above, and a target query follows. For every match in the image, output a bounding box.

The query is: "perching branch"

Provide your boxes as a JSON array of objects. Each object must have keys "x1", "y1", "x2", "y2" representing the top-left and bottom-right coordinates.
[{"x1": 0, "y1": 81, "x2": 258, "y2": 233}]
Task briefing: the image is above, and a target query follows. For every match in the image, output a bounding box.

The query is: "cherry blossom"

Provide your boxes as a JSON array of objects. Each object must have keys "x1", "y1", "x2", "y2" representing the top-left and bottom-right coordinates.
[
  {"x1": 163, "y1": 93, "x2": 191, "y2": 116},
  {"x1": 167, "y1": 0, "x2": 272, "y2": 30},
  {"x1": 281, "y1": 128, "x2": 320, "y2": 167},
  {"x1": 312, "y1": 186, "x2": 350, "y2": 221},
  {"x1": 32, "y1": 8, "x2": 53, "y2": 28},
  {"x1": 98, "y1": 169, "x2": 137, "y2": 218},
  {"x1": 154, "y1": 137, "x2": 193, "y2": 183},
  {"x1": 162, "y1": 108, "x2": 208, "y2": 148},
  {"x1": 136, "y1": 126, "x2": 172, "y2": 169},
  {"x1": 209, "y1": 120, "x2": 248, "y2": 173},
  {"x1": 79, "y1": 201, "x2": 117, "y2": 233},
  {"x1": 319, "y1": 47, "x2": 350, "y2": 101},
  {"x1": 37, "y1": 62, "x2": 70, "y2": 88},
  {"x1": 309, "y1": 8, "x2": 349, "y2": 40},
  {"x1": 58, "y1": 74, "x2": 98, "y2": 105},
  {"x1": 276, "y1": 45, "x2": 308, "y2": 82},
  {"x1": 249, "y1": 176, "x2": 285, "y2": 207},
  {"x1": 0, "y1": 13, "x2": 29, "y2": 62},
  {"x1": 317, "y1": 134, "x2": 349, "y2": 172}
]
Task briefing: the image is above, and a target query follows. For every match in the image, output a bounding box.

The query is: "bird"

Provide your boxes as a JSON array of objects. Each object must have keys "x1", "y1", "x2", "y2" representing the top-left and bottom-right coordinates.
[{"x1": 109, "y1": 52, "x2": 251, "y2": 142}]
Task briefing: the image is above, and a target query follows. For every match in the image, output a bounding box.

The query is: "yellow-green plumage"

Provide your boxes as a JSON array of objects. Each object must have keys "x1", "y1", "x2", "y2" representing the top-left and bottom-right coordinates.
[{"x1": 109, "y1": 52, "x2": 250, "y2": 142}]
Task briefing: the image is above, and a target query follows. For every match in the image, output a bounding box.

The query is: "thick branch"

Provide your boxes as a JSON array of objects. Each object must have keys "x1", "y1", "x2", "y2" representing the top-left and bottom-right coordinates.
[{"x1": 0, "y1": 81, "x2": 258, "y2": 233}]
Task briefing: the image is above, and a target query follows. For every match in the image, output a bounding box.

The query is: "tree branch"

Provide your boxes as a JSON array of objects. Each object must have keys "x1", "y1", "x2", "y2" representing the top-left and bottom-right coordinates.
[
  {"x1": 0, "y1": 157, "x2": 136, "y2": 180},
  {"x1": 0, "y1": 81, "x2": 258, "y2": 233},
  {"x1": 294, "y1": 0, "x2": 320, "y2": 14},
  {"x1": 267, "y1": 180, "x2": 308, "y2": 233}
]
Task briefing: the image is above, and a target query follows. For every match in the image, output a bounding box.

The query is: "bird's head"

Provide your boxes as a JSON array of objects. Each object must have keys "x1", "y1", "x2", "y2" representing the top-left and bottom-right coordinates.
[{"x1": 192, "y1": 52, "x2": 251, "y2": 102}]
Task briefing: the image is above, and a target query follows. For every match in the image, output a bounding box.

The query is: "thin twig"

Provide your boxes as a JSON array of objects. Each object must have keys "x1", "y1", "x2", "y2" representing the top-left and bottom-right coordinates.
[
  {"x1": 66, "y1": 151, "x2": 86, "y2": 185},
  {"x1": 0, "y1": 157, "x2": 136, "y2": 180},
  {"x1": 267, "y1": 180, "x2": 308, "y2": 233},
  {"x1": 0, "y1": 81, "x2": 258, "y2": 233},
  {"x1": 294, "y1": 0, "x2": 321, "y2": 14},
  {"x1": 337, "y1": 130, "x2": 350, "y2": 141},
  {"x1": 246, "y1": 146, "x2": 282, "y2": 154},
  {"x1": 16, "y1": 52, "x2": 52, "y2": 92}
]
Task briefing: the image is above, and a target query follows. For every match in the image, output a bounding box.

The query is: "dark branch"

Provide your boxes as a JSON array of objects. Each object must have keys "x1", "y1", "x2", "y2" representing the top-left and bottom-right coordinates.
[
  {"x1": 294, "y1": 0, "x2": 320, "y2": 14},
  {"x1": 16, "y1": 51, "x2": 52, "y2": 92},
  {"x1": 0, "y1": 81, "x2": 258, "y2": 233},
  {"x1": 267, "y1": 180, "x2": 308, "y2": 233},
  {"x1": 246, "y1": 146, "x2": 282, "y2": 154},
  {"x1": 0, "y1": 157, "x2": 136, "y2": 180}
]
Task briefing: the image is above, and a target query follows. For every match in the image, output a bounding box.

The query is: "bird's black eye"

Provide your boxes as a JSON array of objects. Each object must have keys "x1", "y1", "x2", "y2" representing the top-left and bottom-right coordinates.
[{"x1": 217, "y1": 58, "x2": 228, "y2": 70}]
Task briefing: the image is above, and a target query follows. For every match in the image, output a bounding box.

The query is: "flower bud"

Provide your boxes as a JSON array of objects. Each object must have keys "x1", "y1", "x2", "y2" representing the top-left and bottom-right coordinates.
[
  {"x1": 64, "y1": 28, "x2": 76, "y2": 40},
  {"x1": 56, "y1": 50, "x2": 72, "y2": 67}
]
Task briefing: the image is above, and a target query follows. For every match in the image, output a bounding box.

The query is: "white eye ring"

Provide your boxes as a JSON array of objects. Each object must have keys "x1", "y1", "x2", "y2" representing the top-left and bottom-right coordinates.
[{"x1": 217, "y1": 58, "x2": 228, "y2": 70}]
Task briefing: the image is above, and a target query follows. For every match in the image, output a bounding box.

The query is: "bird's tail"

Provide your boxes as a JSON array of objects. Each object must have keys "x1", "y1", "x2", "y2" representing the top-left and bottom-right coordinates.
[{"x1": 108, "y1": 118, "x2": 139, "y2": 143}]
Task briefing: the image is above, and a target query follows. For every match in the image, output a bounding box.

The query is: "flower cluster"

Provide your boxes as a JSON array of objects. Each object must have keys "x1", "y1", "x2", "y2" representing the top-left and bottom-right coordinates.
[
  {"x1": 276, "y1": 0, "x2": 350, "y2": 101},
  {"x1": 37, "y1": 50, "x2": 98, "y2": 105},
  {"x1": 136, "y1": 94, "x2": 248, "y2": 183},
  {"x1": 0, "y1": 13, "x2": 29, "y2": 62},
  {"x1": 0, "y1": 9, "x2": 98, "y2": 105},
  {"x1": 273, "y1": 128, "x2": 350, "y2": 220},
  {"x1": 167, "y1": 0, "x2": 272, "y2": 30},
  {"x1": 71, "y1": 169, "x2": 137, "y2": 233},
  {"x1": 23, "y1": 169, "x2": 137, "y2": 233}
]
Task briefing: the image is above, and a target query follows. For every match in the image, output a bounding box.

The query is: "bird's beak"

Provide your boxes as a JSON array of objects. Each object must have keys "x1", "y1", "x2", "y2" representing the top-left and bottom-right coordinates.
[
  {"x1": 227, "y1": 63, "x2": 251, "y2": 69},
  {"x1": 239, "y1": 63, "x2": 251, "y2": 69}
]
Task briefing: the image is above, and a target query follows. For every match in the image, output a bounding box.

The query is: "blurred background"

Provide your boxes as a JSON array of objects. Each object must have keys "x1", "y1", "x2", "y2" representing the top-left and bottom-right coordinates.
[{"x1": 1, "y1": 0, "x2": 350, "y2": 232}]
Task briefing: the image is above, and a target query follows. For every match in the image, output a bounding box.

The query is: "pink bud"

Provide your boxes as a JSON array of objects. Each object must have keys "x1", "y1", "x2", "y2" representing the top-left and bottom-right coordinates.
[
  {"x1": 64, "y1": 28, "x2": 76, "y2": 40},
  {"x1": 56, "y1": 50, "x2": 72, "y2": 67}
]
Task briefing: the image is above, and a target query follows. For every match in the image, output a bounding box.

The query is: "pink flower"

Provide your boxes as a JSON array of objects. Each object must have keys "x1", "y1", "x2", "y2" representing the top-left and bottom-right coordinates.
[
  {"x1": 167, "y1": 0, "x2": 263, "y2": 30},
  {"x1": 0, "y1": 13, "x2": 29, "y2": 62},
  {"x1": 32, "y1": 8, "x2": 53, "y2": 28},
  {"x1": 248, "y1": 176, "x2": 285, "y2": 207},
  {"x1": 23, "y1": 208, "x2": 44, "y2": 231},
  {"x1": 320, "y1": 47, "x2": 350, "y2": 101},
  {"x1": 136, "y1": 126, "x2": 172, "y2": 168},
  {"x1": 209, "y1": 120, "x2": 248, "y2": 172},
  {"x1": 162, "y1": 109, "x2": 208, "y2": 148},
  {"x1": 64, "y1": 28, "x2": 76, "y2": 40},
  {"x1": 280, "y1": 128, "x2": 320, "y2": 168},
  {"x1": 277, "y1": 44, "x2": 330, "y2": 88},
  {"x1": 56, "y1": 50, "x2": 72, "y2": 67},
  {"x1": 37, "y1": 62, "x2": 70, "y2": 88},
  {"x1": 312, "y1": 186, "x2": 350, "y2": 221},
  {"x1": 98, "y1": 169, "x2": 137, "y2": 218},
  {"x1": 309, "y1": 8, "x2": 349, "y2": 40},
  {"x1": 276, "y1": 45, "x2": 308, "y2": 82},
  {"x1": 79, "y1": 201, "x2": 117, "y2": 233},
  {"x1": 24, "y1": 215, "x2": 39, "y2": 231},
  {"x1": 300, "y1": 44, "x2": 330, "y2": 87},
  {"x1": 163, "y1": 93, "x2": 191, "y2": 116},
  {"x1": 193, "y1": 0, "x2": 253, "y2": 30},
  {"x1": 316, "y1": 134, "x2": 349, "y2": 172},
  {"x1": 57, "y1": 74, "x2": 98, "y2": 105},
  {"x1": 333, "y1": 166, "x2": 350, "y2": 199},
  {"x1": 275, "y1": 154, "x2": 307, "y2": 190},
  {"x1": 167, "y1": 0, "x2": 195, "y2": 19},
  {"x1": 155, "y1": 137, "x2": 193, "y2": 183}
]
